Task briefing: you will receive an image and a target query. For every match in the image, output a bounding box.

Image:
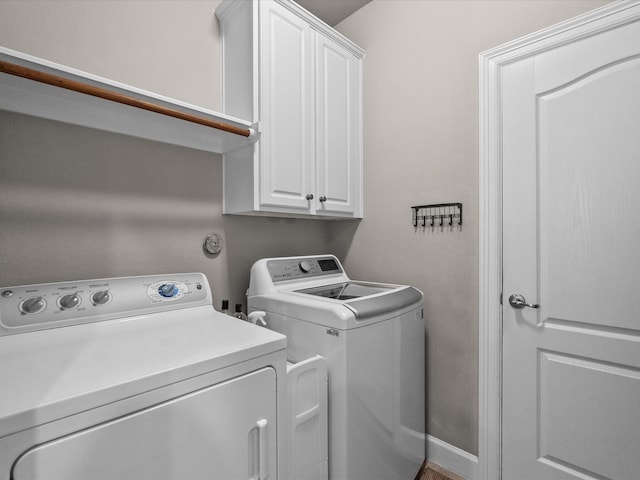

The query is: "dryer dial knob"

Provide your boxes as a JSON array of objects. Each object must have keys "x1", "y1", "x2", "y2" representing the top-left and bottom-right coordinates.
[
  {"x1": 158, "y1": 283, "x2": 179, "y2": 298},
  {"x1": 20, "y1": 296, "x2": 46, "y2": 315},
  {"x1": 91, "y1": 290, "x2": 112, "y2": 306},
  {"x1": 59, "y1": 293, "x2": 81, "y2": 310}
]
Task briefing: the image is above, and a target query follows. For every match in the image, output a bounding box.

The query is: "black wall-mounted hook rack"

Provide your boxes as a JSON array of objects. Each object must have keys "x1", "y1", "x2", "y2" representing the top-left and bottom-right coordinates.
[{"x1": 412, "y1": 203, "x2": 462, "y2": 228}]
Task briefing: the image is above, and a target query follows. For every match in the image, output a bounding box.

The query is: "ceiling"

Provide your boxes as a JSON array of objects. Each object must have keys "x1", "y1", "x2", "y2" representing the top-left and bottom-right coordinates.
[{"x1": 293, "y1": 0, "x2": 371, "y2": 26}]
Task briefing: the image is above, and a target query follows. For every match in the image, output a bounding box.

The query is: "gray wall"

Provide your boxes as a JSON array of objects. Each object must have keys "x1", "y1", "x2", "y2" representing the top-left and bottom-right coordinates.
[
  {"x1": 0, "y1": 0, "x2": 609, "y2": 458},
  {"x1": 0, "y1": 111, "x2": 331, "y2": 307},
  {"x1": 331, "y1": 0, "x2": 610, "y2": 455},
  {"x1": 0, "y1": 0, "x2": 330, "y2": 310}
]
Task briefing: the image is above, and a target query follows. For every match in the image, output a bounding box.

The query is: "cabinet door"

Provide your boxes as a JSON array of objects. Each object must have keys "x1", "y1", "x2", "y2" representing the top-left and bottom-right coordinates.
[
  {"x1": 259, "y1": 1, "x2": 314, "y2": 212},
  {"x1": 315, "y1": 32, "x2": 362, "y2": 217},
  {"x1": 13, "y1": 368, "x2": 278, "y2": 480}
]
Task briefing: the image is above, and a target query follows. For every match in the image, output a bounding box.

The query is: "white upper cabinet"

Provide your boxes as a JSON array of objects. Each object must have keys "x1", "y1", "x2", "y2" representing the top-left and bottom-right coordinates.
[{"x1": 217, "y1": 0, "x2": 364, "y2": 218}]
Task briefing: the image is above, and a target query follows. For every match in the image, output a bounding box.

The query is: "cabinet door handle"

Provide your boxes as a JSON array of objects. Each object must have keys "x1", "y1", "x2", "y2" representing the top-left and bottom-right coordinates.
[
  {"x1": 319, "y1": 196, "x2": 327, "y2": 203},
  {"x1": 306, "y1": 194, "x2": 314, "y2": 200}
]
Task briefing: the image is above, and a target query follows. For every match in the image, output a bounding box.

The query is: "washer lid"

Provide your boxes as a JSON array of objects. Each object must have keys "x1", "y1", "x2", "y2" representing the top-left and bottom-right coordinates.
[
  {"x1": 252, "y1": 283, "x2": 423, "y2": 327},
  {"x1": 342, "y1": 285, "x2": 423, "y2": 320},
  {"x1": 0, "y1": 307, "x2": 285, "y2": 438},
  {"x1": 295, "y1": 281, "x2": 394, "y2": 300}
]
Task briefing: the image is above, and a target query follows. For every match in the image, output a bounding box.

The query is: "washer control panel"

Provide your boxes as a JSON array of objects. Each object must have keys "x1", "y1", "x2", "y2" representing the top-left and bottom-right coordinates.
[
  {"x1": 266, "y1": 256, "x2": 344, "y2": 282},
  {"x1": 0, "y1": 273, "x2": 210, "y2": 336}
]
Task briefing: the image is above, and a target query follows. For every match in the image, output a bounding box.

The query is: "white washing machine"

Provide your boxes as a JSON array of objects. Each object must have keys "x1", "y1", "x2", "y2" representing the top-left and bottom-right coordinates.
[
  {"x1": 248, "y1": 255, "x2": 425, "y2": 480},
  {"x1": 0, "y1": 273, "x2": 286, "y2": 480}
]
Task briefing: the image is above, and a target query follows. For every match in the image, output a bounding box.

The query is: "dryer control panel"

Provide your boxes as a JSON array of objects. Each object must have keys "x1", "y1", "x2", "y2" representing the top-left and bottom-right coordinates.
[
  {"x1": 0, "y1": 273, "x2": 211, "y2": 336},
  {"x1": 267, "y1": 256, "x2": 343, "y2": 282}
]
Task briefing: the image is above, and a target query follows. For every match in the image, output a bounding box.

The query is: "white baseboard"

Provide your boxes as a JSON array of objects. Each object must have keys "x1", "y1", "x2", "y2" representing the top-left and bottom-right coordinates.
[{"x1": 426, "y1": 435, "x2": 479, "y2": 480}]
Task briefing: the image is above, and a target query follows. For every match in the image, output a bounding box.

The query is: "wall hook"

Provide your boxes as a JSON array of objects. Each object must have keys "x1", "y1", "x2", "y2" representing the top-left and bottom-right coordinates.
[{"x1": 411, "y1": 203, "x2": 462, "y2": 229}]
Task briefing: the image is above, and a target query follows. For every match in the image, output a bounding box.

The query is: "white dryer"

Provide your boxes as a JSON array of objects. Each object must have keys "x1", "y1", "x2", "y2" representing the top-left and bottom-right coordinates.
[
  {"x1": 0, "y1": 273, "x2": 286, "y2": 480},
  {"x1": 248, "y1": 255, "x2": 425, "y2": 480}
]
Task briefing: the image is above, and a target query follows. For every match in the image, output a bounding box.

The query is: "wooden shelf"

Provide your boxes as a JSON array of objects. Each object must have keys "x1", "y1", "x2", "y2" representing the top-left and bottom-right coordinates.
[{"x1": 0, "y1": 47, "x2": 258, "y2": 154}]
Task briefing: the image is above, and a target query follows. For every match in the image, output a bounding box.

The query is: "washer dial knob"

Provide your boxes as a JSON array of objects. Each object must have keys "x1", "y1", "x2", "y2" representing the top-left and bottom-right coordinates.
[
  {"x1": 20, "y1": 296, "x2": 46, "y2": 315},
  {"x1": 158, "y1": 283, "x2": 179, "y2": 298},
  {"x1": 299, "y1": 261, "x2": 312, "y2": 273},
  {"x1": 91, "y1": 290, "x2": 111, "y2": 306},
  {"x1": 59, "y1": 293, "x2": 81, "y2": 310}
]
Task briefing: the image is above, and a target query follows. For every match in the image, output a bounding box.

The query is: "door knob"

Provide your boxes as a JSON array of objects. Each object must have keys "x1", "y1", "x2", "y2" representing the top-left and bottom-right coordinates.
[{"x1": 508, "y1": 294, "x2": 539, "y2": 309}]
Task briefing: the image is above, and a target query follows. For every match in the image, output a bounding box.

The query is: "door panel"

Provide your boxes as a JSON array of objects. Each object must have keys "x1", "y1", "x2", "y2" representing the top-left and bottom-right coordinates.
[
  {"x1": 539, "y1": 58, "x2": 640, "y2": 331},
  {"x1": 502, "y1": 16, "x2": 640, "y2": 480},
  {"x1": 13, "y1": 368, "x2": 277, "y2": 480},
  {"x1": 538, "y1": 350, "x2": 640, "y2": 480}
]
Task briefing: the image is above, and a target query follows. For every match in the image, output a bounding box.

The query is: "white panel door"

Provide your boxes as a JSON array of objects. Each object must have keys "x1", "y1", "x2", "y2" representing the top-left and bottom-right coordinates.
[
  {"x1": 259, "y1": 1, "x2": 314, "y2": 211},
  {"x1": 315, "y1": 32, "x2": 362, "y2": 217},
  {"x1": 13, "y1": 368, "x2": 277, "y2": 480},
  {"x1": 502, "y1": 15, "x2": 640, "y2": 480}
]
